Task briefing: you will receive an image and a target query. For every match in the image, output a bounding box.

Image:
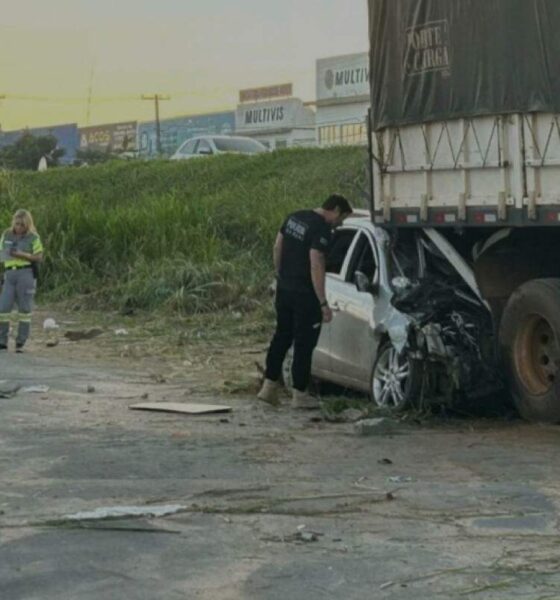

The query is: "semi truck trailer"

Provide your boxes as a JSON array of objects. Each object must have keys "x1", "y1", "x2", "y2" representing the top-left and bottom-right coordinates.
[{"x1": 368, "y1": 0, "x2": 560, "y2": 421}]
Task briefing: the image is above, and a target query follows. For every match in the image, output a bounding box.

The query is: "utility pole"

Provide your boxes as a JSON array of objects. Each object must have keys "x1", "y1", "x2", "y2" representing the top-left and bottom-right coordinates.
[
  {"x1": 0, "y1": 95, "x2": 6, "y2": 132},
  {"x1": 85, "y1": 63, "x2": 96, "y2": 126},
  {"x1": 141, "y1": 94, "x2": 170, "y2": 156}
]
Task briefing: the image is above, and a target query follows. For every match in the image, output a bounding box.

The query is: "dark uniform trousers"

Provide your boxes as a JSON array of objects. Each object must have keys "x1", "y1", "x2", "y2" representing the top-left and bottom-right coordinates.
[{"x1": 264, "y1": 288, "x2": 323, "y2": 391}]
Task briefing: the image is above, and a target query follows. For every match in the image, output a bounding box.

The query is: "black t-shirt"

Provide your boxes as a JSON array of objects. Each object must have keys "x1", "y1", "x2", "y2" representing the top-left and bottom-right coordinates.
[{"x1": 277, "y1": 210, "x2": 331, "y2": 293}]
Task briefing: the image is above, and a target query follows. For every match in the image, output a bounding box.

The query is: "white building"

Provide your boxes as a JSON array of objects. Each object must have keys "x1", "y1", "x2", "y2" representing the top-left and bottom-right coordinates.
[
  {"x1": 235, "y1": 84, "x2": 316, "y2": 149},
  {"x1": 316, "y1": 52, "x2": 370, "y2": 146}
]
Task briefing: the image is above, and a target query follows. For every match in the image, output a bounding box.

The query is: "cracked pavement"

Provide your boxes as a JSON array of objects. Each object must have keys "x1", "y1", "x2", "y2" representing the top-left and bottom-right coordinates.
[{"x1": 2, "y1": 350, "x2": 560, "y2": 599}]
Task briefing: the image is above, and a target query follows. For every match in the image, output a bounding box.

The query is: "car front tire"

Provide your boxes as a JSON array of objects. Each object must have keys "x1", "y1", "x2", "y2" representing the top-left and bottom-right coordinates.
[{"x1": 370, "y1": 341, "x2": 421, "y2": 412}]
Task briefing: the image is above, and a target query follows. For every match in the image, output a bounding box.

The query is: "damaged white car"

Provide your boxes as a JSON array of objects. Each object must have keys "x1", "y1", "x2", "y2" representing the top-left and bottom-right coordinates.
[{"x1": 300, "y1": 212, "x2": 501, "y2": 411}]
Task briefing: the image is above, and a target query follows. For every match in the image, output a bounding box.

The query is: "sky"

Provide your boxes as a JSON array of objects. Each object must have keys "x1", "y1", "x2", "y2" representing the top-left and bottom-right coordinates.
[{"x1": 0, "y1": 0, "x2": 368, "y2": 130}]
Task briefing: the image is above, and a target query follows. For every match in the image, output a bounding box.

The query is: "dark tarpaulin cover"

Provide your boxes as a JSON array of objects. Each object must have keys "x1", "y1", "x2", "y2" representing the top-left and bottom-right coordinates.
[{"x1": 369, "y1": 0, "x2": 560, "y2": 130}]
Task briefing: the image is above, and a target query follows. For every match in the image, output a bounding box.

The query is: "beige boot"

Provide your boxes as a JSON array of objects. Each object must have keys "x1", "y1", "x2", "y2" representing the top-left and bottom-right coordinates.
[
  {"x1": 291, "y1": 389, "x2": 320, "y2": 409},
  {"x1": 257, "y1": 379, "x2": 280, "y2": 406}
]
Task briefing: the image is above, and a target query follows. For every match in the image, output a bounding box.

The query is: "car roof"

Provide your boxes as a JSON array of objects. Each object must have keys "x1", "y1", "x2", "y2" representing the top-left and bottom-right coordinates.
[
  {"x1": 341, "y1": 210, "x2": 392, "y2": 245},
  {"x1": 184, "y1": 135, "x2": 258, "y2": 142}
]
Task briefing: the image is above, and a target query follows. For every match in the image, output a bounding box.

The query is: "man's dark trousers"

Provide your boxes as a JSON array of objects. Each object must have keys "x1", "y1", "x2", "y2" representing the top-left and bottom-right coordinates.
[{"x1": 264, "y1": 288, "x2": 323, "y2": 392}]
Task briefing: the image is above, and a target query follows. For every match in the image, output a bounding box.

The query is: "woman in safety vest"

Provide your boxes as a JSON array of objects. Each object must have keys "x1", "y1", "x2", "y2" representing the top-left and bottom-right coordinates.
[{"x1": 0, "y1": 209, "x2": 44, "y2": 352}]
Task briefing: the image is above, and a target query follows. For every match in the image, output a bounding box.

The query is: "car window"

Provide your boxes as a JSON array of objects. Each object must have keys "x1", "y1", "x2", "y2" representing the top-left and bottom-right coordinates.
[
  {"x1": 197, "y1": 139, "x2": 213, "y2": 154},
  {"x1": 179, "y1": 139, "x2": 198, "y2": 155},
  {"x1": 213, "y1": 137, "x2": 266, "y2": 153},
  {"x1": 346, "y1": 233, "x2": 377, "y2": 283},
  {"x1": 326, "y1": 229, "x2": 358, "y2": 275}
]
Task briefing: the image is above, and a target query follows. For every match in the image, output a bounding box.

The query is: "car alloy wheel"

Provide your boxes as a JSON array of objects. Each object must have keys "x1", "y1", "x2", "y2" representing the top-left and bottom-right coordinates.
[{"x1": 371, "y1": 343, "x2": 413, "y2": 410}]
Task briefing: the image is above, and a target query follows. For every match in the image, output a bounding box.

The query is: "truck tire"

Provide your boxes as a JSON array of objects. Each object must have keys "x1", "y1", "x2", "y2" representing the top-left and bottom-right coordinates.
[{"x1": 499, "y1": 278, "x2": 560, "y2": 422}]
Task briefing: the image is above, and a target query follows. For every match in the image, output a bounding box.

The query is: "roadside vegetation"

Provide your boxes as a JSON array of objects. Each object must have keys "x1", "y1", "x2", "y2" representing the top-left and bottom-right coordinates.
[{"x1": 0, "y1": 147, "x2": 367, "y2": 315}]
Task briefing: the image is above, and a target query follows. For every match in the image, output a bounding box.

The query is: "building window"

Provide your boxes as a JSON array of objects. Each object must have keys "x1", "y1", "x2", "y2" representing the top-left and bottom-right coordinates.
[
  {"x1": 318, "y1": 125, "x2": 340, "y2": 146},
  {"x1": 340, "y1": 123, "x2": 367, "y2": 146}
]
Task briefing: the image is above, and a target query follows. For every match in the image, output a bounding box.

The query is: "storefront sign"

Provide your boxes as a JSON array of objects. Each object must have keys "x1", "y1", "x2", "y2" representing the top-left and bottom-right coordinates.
[{"x1": 239, "y1": 83, "x2": 293, "y2": 103}]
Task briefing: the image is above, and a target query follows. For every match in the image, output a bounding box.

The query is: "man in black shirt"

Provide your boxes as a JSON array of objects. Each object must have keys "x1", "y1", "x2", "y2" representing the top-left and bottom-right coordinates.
[{"x1": 258, "y1": 194, "x2": 353, "y2": 408}]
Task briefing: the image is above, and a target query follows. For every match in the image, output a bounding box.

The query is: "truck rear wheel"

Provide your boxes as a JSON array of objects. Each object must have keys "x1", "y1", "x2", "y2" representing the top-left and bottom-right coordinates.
[{"x1": 499, "y1": 278, "x2": 560, "y2": 422}]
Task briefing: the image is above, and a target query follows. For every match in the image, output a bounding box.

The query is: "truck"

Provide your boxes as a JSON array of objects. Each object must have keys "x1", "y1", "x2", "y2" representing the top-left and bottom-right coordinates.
[{"x1": 367, "y1": 0, "x2": 560, "y2": 422}]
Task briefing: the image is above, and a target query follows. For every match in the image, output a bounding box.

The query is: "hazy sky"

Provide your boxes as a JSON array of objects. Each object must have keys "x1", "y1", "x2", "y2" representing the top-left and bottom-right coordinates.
[{"x1": 0, "y1": 0, "x2": 368, "y2": 130}]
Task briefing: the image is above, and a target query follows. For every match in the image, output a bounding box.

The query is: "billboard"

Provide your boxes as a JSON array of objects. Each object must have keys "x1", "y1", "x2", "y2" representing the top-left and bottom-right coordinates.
[
  {"x1": 369, "y1": 0, "x2": 560, "y2": 129},
  {"x1": 138, "y1": 111, "x2": 235, "y2": 157},
  {"x1": 0, "y1": 123, "x2": 79, "y2": 164},
  {"x1": 79, "y1": 121, "x2": 137, "y2": 152},
  {"x1": 316, "y1": 53, "x2": 369, "y2": 103},
  {"x1": 236, "y1": 98, "x2": 314, "y2": 133},
  {"x1": 239, "y1": 83, "x2": 293, "y2": 103}
]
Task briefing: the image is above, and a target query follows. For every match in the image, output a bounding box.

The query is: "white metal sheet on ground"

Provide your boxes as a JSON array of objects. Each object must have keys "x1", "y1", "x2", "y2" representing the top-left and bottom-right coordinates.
[{"x1": 129, "y1": 402, "x2": 231, "y2": 415}]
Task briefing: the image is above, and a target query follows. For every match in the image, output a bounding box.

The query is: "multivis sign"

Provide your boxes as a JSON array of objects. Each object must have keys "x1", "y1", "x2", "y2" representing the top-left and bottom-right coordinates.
[
  {"x1": 243, "y1": 105, "x2": 285, "y2": 126},
  {"x1": 316, "y1": 53, "x2": 369, "y2": 102},
  {"x1": 404, "y1": 20, "x2": 450, "y2": 76},
  {"x1": 236, "y1": 98, "x2": 308, "y2": 132}
]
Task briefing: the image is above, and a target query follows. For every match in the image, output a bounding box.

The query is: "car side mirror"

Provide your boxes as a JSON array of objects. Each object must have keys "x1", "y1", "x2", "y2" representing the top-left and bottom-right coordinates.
[{"x1": 354, "y1": 271, "x2": 378, "y2": 295}]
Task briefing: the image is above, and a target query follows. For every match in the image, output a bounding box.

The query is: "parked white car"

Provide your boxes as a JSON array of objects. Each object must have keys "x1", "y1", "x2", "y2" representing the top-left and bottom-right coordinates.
[
  {"x1": 284, "y1": 212, "x2": 501, "y2": 411},
  {"x1": 170, "y1": 135, "x2": 267, "y2": 160}
]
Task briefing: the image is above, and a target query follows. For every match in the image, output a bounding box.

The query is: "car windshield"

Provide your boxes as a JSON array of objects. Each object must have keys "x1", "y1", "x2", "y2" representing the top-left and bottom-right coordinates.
[
  {"x1": 390, "y1": 230, "x2": 467, "y2": 290},
  {"x1": 213, "y1": 138, "x2": 265, "y2": 153}
]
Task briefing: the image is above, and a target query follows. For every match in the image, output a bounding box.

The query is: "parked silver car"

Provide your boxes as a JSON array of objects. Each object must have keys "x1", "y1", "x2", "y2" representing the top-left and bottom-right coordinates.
[
  {"x1": 170, "y1": 135, "x2": 267, "y2": 160},
  {"x1": 286, "y1": 212, "x2": 500, "y2": 411}
]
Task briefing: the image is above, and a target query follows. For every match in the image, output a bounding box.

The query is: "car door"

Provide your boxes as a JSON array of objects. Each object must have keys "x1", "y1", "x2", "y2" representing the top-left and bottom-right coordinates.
[
  {"x1": 326, "y1": 231, "x2": 379, "y2": 387},
  {"x1": 311, "y1": 227, "x2": 359, "y2": 376},
  {"x1": 176, "y1": 138, "x2": 198, "y2": 159}
]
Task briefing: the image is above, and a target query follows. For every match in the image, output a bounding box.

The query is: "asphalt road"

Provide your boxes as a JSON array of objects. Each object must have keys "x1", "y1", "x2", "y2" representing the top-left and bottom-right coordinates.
[{"x1": 2, "y1": 351, "x2": 560, "y2": 599}]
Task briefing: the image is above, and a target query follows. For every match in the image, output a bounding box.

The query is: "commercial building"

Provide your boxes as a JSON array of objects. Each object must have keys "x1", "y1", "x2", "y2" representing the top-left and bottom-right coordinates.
[
  {"x1": 79, "y1": 121, "x2": 137, "y2": 153},
  {"x1": 316, "y1": 52, "x2": 370, "y2": 146},
  {"x1": 235, "y1": 84, "x2": 316, "y2": 149},
  {"x1": 138, "y1": 111, "x2": 235, "y2": 158},
  {"x1": 0, "y1": 123, "x2": 80, "y2": 164}
]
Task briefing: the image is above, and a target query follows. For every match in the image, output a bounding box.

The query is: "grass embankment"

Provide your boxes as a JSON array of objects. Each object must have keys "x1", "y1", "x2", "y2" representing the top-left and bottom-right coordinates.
[{"x1": 0, "y1": 147, "x2": 367, "y2": 315}]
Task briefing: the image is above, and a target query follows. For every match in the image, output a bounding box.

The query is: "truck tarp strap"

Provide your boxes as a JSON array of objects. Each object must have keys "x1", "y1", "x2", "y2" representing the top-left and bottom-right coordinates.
[{"x1": 369, "y1": 0, "x2": 560, "y2": 130}]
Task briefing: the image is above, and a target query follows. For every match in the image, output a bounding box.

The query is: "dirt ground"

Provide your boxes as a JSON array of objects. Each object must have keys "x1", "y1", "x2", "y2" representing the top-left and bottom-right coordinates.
[{"x1": 2, "y1": 307, "x2": 560, "y2": 599}]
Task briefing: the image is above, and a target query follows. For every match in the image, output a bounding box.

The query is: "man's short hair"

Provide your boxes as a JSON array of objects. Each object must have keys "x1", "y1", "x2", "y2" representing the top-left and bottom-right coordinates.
[{"x1": 322, "y1": 194, "x2": 352, "y2": 214}]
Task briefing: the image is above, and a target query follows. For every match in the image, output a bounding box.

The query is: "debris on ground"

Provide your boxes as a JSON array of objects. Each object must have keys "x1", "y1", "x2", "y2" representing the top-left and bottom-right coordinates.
[
  {"x1": 46, "y1": 339, "x2": 59, "y2": 348},
  {"x1": 42, "y1": 318, "x2": 59, "y2": 331},
  {"x1": 21, "y1": 385, "x2": 50, "y2": 394},
  {"x1": 354, "y1": 417, "x2": 398, "y2": 436},
  {"x1": 387, "y1": 475, "x2": 414, "y2": 484},
  {"x1": 380, "y1": 581, "x2": 395, "y2": 590},
  {"x1": 129, "y1": 402, "x2": 232, "y2": 415},
  {"x1": 296, "y1": 530, "x2": 319, "y2": 543},
  {"x1": 263, "y1": 527, "x2": 324, "y2": 544},
  {"x1": 64, "y1": 504, "x2": 186, "y2": 521},
  {"x1": 378, "y1": 457, "x2": 393, "y2": 465},
  {"x1": 114, "y1": 328, "x2": 128, "y2": 336},
  {"x1": 0, "y1": 381, "x2": 20, "y2": 398},
  {"x1": 64, "y1": 328, "x2": 104, "y2": 342},
  {"x1": 86, "y1": 385, "x2": 96, "y2": 394}
]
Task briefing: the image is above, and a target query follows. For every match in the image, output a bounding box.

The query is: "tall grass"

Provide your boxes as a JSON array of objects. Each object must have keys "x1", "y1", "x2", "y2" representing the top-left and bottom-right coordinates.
[{"x1": 0, "y1": 147, "x2": 368, "y2": 314}]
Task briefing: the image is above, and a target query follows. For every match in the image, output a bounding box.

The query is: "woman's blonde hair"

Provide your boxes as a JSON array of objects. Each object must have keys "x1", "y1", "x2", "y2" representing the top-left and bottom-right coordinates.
[{"x1": 11, "y1": 209, "x2": 37, "y2": 235}]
